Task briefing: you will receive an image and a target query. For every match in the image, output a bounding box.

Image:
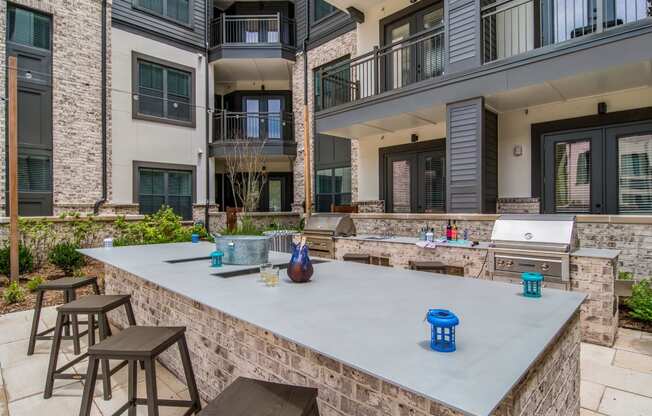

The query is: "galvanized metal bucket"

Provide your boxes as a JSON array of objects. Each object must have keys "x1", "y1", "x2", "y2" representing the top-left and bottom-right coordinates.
[{"x1": 214, "y1": 235, "x2": 271, "y2": 265}]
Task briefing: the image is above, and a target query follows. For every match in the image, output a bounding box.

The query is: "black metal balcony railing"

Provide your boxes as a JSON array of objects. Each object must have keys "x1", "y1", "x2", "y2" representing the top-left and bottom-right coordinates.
[
  {"x1": 212, "y1": 111, "x2": 294, "y2": 142},
  {"x1": 315, "y1": 25, "x2": 445, "y2": 111},
  {"x1": 482, "y1": 0, "x2": 651, "y2": 63},
  {"x1": 210, "y1": 14, "x2": 296, "y2": 48}
]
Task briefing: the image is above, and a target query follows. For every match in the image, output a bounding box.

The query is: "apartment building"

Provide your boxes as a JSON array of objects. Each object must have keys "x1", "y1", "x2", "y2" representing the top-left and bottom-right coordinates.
[{"x1": 303, "y1": 0, "x2": 652, "y2": 216}]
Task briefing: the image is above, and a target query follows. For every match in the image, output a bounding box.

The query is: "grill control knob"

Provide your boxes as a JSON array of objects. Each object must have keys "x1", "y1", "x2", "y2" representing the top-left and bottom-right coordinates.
[
  {"x1": 541, "y1": 263, "x2": 550, "y2": 272},
  {"x1": 505, "y1": 260, "x2": 514, "y2": 267}
]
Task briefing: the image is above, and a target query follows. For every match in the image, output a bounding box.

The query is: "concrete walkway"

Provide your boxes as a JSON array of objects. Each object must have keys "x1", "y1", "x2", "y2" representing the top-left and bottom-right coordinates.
[{"x1": 0, "y1": 307, "x2": 650, "y2": 415}]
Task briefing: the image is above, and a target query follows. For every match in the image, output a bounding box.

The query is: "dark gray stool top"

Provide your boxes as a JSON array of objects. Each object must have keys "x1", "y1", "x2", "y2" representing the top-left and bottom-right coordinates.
[
  {"x1": 199, "y1": 377, "x2": 319, "y2": 416},
  {"x1": 37, "y1": 276, "x2": 97, "y2": 291},
  {"x1": 88, "y1": 326, "x2": 185, "y2": 359},
  {"x1": 58, "y1": 295, "x2": 130, "y2": 314}
]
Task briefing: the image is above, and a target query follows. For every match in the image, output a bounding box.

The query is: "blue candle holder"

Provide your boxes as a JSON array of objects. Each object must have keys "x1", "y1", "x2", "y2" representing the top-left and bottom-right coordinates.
[
  {"x1": 522, "y1": 272, "x2": 543, "y2": 298},
  {"x1": 191, "y1": 233, "x2": 200, "y2": 243},
  {"x1": 426, "y1": 309, "x2": 459, "y2": 353},
  {"x1": 211, "y1": 250, "x2": 224, "y2": 268}
]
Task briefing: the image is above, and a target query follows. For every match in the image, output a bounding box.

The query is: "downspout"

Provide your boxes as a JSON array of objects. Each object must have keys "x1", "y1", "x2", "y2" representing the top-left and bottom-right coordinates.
[
  {"x1": 93, "y1": 0, "x2": 108, "y2": 215},
  {"x1": 204, "y1": 0, "x2": 211, "y2": 228},
  {"x1": 302, "y1": 0, "x2": 311, "y2": 216}
]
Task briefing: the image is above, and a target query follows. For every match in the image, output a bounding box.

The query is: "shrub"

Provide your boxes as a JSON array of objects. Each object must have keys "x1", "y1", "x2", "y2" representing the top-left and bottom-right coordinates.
[
  {"x1": 113, "y1": 207, "x2": 209, "y2": 246},
  {"x1": 26, "y1": 276, "x2": 45, "y2": 292},
  {"x1": 618, "y1": 271, "x2": 634, "y2": 280},
  {"x1": 626, "y1": 279, "x2": 652, "y2": 322},
  {"x1": 49, "y1": 242, "x2": 85, "y2": 275},
  {"x1": 0, "y1": 244, "x2": 35, "y2": 276},
  {"x1": 3, "y1": 281, "x2": 25, "y2": 304},
  {"x1": 221, "y1": 216, "x2": 262, "y2": 236}
]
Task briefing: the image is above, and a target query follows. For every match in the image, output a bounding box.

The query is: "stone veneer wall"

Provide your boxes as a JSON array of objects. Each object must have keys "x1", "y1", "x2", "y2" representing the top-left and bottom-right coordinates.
[
  {"x1": 0, "y1": 0, "x2": 111, "y2": 213},
  {"x1": 292, "y1": 31, "x2": 358, "y2": 209},
  {"x1": 497, "y1": 198, "x2": 541, "y2": 214},
  {"x1": 570, "y1": 255, "x2": 618, "y2": 346},
  {"x1": 105, "y1": 265, "x2": 580, "y2": 416}
]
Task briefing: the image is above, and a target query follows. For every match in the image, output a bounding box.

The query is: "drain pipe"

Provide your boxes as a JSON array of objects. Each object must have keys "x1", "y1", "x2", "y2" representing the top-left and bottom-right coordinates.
[
  {"x1": 302, "y1": 0, "x2": 311, "y2": 217},
  {"x1": 203, "y1": 0, "x2": 211, "y2": 228},
  {"x1": 93, "y1": 0, "x2": 108, "y2": 215}
]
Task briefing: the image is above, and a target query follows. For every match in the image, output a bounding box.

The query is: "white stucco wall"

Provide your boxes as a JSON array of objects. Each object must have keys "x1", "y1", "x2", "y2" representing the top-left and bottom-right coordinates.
[
  {"x1": 498, "y1": 86, "x2": 652, "y2": 198},
  {"x1": 355, "y1": 0, "x2": 415, "y2": 56},
  {"x1": 111, "y1": 27, "x2": 209, "y2": 205}
]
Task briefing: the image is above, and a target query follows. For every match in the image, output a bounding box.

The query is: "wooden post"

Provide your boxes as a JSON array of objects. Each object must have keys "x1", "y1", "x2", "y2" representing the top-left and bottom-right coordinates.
[
  {"x1": 8, "y1": 56, "x2": 19, "y2": 282},
  {"x1": 303, "y1": 103, "x2": 312, "y2": 217}
]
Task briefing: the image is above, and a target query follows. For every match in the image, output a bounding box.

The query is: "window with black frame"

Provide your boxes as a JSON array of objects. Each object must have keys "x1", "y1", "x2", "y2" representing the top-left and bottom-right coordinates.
[
  {"x1": 134, "y1": 54, "x2": 195, "y2": 126},
  {"x1": 134, "y1": 0, "x2": 191, "y2": 25},
  {"x1": 138, "y1": 168, "x2": 193, "y2": 220},
  {"x1": 316, "y1": 167, "x2": 352, "y2": 212},
  {"x1": 8, "y1": 5, "x2": 51, "y2": 49},
  {"x1": 314, "y1": 0, "x2": 337, "y2": 21}
]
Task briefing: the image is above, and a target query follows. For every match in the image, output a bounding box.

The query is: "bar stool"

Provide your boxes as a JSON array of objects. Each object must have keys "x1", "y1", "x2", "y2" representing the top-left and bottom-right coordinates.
[
  {"x1": 198, "y1": 377, "x2": 319, "y2": 416},
  {"x1": 44, "y1": 295, "x2": 136, "y2": 400},
  {"x1": 79, "y1": 326, "x2": 201, "y2": 416},
  {"x1": 28, "y1": 276, "x2": 101, "y2": 356},
  {"x1": 342, "y1": 253, "x2": 371, "y2": 264},
  {"x1": 409, "y1": 261, "x2": 448, "y2": 274}
]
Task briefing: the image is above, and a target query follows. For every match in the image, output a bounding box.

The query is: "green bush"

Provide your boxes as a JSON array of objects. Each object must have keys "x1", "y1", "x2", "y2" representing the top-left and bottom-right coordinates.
[
  {"x1": 618, "y1": 271, "x2": 634, "y2": 280},
  {"x1": 626, "y1": 279, "x2": 652, "y2": 322},
  {"x1": 221, "y1": 216, "x2": 262, "y2": 236},
  {"x1": 26, "y1": 276, "x2": 45, "y2": 292},
  {"x1": 113, "y1": 207, "x2": 209, "y2": 246},
  {"x1": 3, "y1": 281, "x2": 25, "y2": 304},
  {"x1": 0, "y1": 244, "x2": 35, "y2": 276},
  {"x1": 48, "y1": 242, "x2": 85, "y2": 275}
]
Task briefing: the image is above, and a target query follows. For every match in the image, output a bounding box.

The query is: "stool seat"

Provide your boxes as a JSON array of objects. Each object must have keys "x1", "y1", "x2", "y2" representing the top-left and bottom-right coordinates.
[
  {"x1": 37, "y1": 276, "x2": 97, "y2": 291},
  {"x1": 58, "y1": 295, "x2": 130, "y2": 314},
  {"x1": 89, "y1": 326, "x2": 185, "y2": 359},
  {"x1": 199, "y1": 377, "x2": 319, "y2": 416}
]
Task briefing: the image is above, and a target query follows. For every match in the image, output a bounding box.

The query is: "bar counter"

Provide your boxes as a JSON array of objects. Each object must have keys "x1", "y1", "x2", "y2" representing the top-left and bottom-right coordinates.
[{"x1": 81, "y1": 242, "x2": 584, "y2": 416}]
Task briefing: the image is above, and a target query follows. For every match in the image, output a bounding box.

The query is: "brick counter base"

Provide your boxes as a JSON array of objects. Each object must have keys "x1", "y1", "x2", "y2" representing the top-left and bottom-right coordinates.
[{"x1": 105, "y1": 265, "x2": 580, "y2": 416}]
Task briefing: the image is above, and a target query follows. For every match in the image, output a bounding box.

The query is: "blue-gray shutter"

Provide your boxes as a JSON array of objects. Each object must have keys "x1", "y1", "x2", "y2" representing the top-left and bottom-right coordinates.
[{"x1": 445, "y1": 0, "x2": 481, "y2": 73}]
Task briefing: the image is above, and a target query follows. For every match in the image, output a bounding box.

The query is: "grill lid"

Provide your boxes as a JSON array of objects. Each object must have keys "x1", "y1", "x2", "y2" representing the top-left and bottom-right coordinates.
[
  {"x1": 304, "y1": 213, "x2": 356, "y2": 237},
  {"x1": 491, "y1": 214, "x2": 576, "y2": 251}
]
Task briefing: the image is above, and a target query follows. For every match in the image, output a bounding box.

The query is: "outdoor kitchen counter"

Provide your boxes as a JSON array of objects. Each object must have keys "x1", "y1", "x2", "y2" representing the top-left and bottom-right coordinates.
[{"x1": 81, "y1": 242, "x2": 585, "y2": 416}]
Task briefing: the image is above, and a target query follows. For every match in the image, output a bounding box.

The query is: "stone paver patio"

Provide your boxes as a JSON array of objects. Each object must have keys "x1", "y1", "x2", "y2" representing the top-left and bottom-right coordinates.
[{"x1": 0, "y1": 307, "x2": 650, "y2": 416}]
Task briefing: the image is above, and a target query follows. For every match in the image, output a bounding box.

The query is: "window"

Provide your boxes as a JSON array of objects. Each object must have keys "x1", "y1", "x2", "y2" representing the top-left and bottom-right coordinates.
[
  {"x1": 618, "y1": 135, "x2": 652, "y2": 214},
  {"x1": 8, "y1": 5, "x2": 51, "y2": 50},
  {"x1": 314, "y1": 0, "x2": 338, "y2": 21},
  {"x1": 132, "y1": 53, "x2": 195, "y2": 127},
  {"x1": 134, "y1": 0, "x2": 191, "y2": 25},
  {"x1": 137, "y1": 167, "x2": 194, "y2": 220},
  {"x1": 316, "y1": 167, "x2": 351, "y2": 212},
  {"x1": 18, "y1": 155, "x2": 51, "y2": 192}
]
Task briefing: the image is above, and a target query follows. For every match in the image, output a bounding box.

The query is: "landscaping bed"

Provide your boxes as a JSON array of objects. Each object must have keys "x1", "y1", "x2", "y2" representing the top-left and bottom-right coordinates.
[{"x1": 619, "y1": 303, "x2": 652, "y2": 334}]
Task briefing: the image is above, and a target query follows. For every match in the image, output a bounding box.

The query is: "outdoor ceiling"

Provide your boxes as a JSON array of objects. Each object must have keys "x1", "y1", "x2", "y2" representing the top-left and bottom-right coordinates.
[
  {"x1": 325, "y1": 0, "x2": 375, "y2": 14},
  {"x1": 485, "y1": 60, "x2": 652, "y2": 112},
  {"x1": 212, "y1": 58, "x2": 293, "y2": 82}
]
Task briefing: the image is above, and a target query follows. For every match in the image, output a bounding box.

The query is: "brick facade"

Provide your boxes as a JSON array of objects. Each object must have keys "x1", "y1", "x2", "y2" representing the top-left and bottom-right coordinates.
[
  {"x1": 105, "y1": 264, "x2": 580, "y2": 416},
  {"x1": 0, "y1": 0, "x2": 111, "y2": 214}
]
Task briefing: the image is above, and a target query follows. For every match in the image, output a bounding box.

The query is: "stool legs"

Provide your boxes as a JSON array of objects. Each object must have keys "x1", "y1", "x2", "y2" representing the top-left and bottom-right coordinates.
[
  {"x1": 127, "y1": 360, "x2": 138, "y2": 416},
  {"x1": 79, "y1": 357, "x2": 99, "y2": 416},
  {"x1": 68, "y1": 289, "x2": 81, "y2": 355},
  {"x1": 144, "y1": 359, "x2": 159, "y2": 416},
  {"x1": 98, "y1": 315, "x2": 112, "y2": 400},
  {"x1": 178, "y1": 337, "x2": 201, "y2": 413},
  {"x1": 44, "y1": 313, "x2": 65, "y2": 399},
  {"x1": 27, "y1": 291, "x2": 44, "y2": 356}
]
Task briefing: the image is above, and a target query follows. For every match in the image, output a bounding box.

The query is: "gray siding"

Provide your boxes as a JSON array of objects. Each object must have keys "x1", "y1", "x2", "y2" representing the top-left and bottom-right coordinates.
[
  {"x1": 445, "y1": 0, "x2": 481, "y2": 73},
  {"x1": 112, "y1": 0, "x2": 207, "y2": 50},
  {"x1": 296, "y1": 0, "x2": 355, "y2": 50},
  {"x1": 483, "y1": 109, "x2": 498, "y2": 213}
]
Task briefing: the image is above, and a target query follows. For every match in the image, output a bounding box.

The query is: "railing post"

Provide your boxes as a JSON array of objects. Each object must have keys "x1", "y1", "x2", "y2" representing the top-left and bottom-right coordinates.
[
  {"x1": 373, "y1": 46, "x2": 380, "y2": 96},
  {"x1": 221, "y1": 110, "x2": 227, "y2": 141},
  {"x1": 222, "y1": 14, "x2": 226, "y2": 44},
  {"x1": 596, "y1": 0, "x2": 604, "y2": 34},
  {"x1": 276, "y1": 12, "x2": 281, "y2": 44}
]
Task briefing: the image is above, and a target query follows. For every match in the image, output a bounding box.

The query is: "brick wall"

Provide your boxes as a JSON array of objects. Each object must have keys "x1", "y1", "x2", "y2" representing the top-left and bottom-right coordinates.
[
  {"x1": 0, "y1": 0, "x2": 111, "y2": 213},
  {"x1": 105, "y1": 265, "x2": 580, "y2": 416}
]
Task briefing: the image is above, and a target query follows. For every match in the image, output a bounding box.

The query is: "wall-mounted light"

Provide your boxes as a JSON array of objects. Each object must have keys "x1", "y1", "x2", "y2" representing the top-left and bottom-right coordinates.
[
  {"x1": 513, "y1": 144, "x2": 523, "y2": 157},
  {"x1": 411, "y1": 134, "x2": 419, "y2": 143},
  {"x1": 598, "y1": 102, "x2": 607, "y2": 115}
]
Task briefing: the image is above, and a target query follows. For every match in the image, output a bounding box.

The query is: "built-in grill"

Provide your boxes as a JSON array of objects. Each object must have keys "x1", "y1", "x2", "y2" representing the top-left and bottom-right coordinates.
[
  {"x1": 303, "y1": 213, "x2": 356, "y2": 258},
  {"x1": 488, "y1": 214, "x2": 577, "y2": 289}
]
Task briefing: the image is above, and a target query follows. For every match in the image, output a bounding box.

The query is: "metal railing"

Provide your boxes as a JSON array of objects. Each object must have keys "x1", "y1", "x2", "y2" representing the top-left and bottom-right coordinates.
[
  {"x1": 210, "y1": 14, "x2": 296, "y2": 48},
  {"x1": 315, "y1": 25, "x2": 445, "y2": 111},
  {"x1": 482, "y1": 0, "x2": 651, "y2": 63},
  {"x1": 212, "y1": 111, "x2": 294, "y2": 142}
]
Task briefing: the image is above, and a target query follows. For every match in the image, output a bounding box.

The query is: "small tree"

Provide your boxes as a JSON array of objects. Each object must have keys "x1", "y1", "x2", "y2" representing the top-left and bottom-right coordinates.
[{"x1": 223, "y1": 128, "x2": 269, "y2": 213}]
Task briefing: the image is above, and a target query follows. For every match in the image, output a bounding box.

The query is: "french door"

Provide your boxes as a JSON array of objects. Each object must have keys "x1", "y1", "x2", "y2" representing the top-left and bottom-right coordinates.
[{"x1": 243, "y1": 96, "x2": 283, "y2": 140}]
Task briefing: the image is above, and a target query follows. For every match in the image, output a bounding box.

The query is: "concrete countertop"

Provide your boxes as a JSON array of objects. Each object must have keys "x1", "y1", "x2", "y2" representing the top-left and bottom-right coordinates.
[
  {"x1": 570, "y1": 248, "x2": 621, "y2": 259},
  {"x1": 81, "y1": 243, "x2": 585, "y2": 416}
]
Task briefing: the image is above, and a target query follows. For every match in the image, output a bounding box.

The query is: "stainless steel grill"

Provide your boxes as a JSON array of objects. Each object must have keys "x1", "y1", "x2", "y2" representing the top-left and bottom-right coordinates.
[
  {"x1": 488, "y1": 214, "x2": 577, "y2": 289},
  {"x1": 303, "y1": 214, "x2": 356, "y2": 258}
]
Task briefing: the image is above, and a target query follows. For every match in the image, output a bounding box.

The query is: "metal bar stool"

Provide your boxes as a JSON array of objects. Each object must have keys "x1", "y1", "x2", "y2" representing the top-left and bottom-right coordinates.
[
  {"x1": 342, "y1": 253, "x2": 371, "y2": 264},
  {"x1": 79, "y1": 326, "x2": 201, "y2": 416},
  {"x1": 409, "y1": 261, "x2": 448, "y2": 274},
  {"x1": 198, "y1": 377, "x2": 319, "y2": 416},
  {"x1": 28, "y1": 276, "x2": 101, "y2": 356},
  {"x1": 44, "y1": 295, "x2": 136, "y2": 400}
]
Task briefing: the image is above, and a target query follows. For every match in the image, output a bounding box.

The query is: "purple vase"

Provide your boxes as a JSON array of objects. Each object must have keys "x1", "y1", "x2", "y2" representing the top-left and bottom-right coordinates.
[{"x1": 287, "y1": 243, "x2": 314, "y2": 283}]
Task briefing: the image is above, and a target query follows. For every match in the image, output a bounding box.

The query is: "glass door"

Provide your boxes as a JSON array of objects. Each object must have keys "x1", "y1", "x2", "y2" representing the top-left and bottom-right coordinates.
[
  {"x1": 244, "y1": 98, "x2": 260, "y2": 139},
  {"x1": 243, "y1": 96, "x2": 284, "y2": 140},
  {"x1": 418, "y1": 151, "x2": 446, "y2": 212},
  {"x1": 386, "y1": 154, "x2": 417, "y2": 213},
  {"x1": 384, "y1": 19, "x2": 412, "y2": 91}
]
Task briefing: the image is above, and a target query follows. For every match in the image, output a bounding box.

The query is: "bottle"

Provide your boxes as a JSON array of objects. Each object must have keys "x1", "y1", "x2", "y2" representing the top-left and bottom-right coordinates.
[
  {"x1": 463, "y1": 229, "x2": 469, "y2": 241},
  {"x1": 446, "y1": 220, "x2": 452, "y2": 241},
  {"x1": 425, "y1": 228, "x2": 434, "y2": 242},
  {"x1": 452, "y1": 221, "x2": 458, "y2": 241}
]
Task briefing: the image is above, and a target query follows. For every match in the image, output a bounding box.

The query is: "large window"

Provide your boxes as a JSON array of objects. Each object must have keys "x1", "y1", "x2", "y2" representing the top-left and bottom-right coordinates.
[
  {"x1": 134, "y1": 0, "x2": 191, "y2": 25},
  {"x1": 316, "y1": 167, "x2": 352, "y2": 212},
  {"x1": 542, "y1": 121, "x2": 652, "y2": 214},
  {"x1": 137, "y1": 166, "x2": 194, "y2": 220},
  {"x1": 132, "y1": 53, "x2": 195, "y2": 127},
  {"x1": 314, "y1": 0, "x2": 337, "y2": 21},
  {"x1": 8, "y1": 5, "x2": 51, "y2": 50}
]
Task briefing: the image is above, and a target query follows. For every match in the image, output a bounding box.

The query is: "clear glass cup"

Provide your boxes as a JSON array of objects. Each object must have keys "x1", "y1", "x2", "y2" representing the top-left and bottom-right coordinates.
[
  {"x1": 265, "y1": 268, "x2": 280, "y2": 287},
  {"x1": 259, "y1": 263, "x2": 273, "y2": 283}
]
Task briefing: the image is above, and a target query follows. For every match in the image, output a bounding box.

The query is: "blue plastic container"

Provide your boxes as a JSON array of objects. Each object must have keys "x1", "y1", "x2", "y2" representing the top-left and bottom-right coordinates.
[
  {"x1": 522, "y1": 272, "x2": 543, "y2": 298},
  {"x1": 191, "y1": 233, "x2": 200, "y2": 243},
  {"x1": 426, "y1": 309, "x2": 459, "y2": 352},
  {"x1": 211, "y1": 250, "x2": 224, "y2": 268}
]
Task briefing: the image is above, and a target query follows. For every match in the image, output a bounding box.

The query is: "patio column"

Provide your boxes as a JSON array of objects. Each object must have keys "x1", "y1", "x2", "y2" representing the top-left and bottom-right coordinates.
[{"x1": 445, "y1": 97, "x2": 498, "y2": 213}]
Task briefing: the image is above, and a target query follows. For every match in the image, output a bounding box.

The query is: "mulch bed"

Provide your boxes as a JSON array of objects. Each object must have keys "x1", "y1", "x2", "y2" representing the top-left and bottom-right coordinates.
[
  {"x1": 619, "y1": 303, "x2": 652, "y2": 333},
  {"x1": 0, "y1": 261, "x2": 105, "y2": 315}
]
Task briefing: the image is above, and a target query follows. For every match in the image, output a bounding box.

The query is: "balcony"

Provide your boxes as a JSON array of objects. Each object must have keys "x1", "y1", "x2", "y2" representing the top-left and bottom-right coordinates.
[
  {"x1": 481, "y1": 0, "x2": 651, "y2": 64},
  {"x1": 315, "y1": 25, "x2": 445, "y2": 112},
  {"x1": 208, "y1": 14, "x2": 296, "y2": 61},
  {"x1": 210, "y1": 111, "x2": 296, "y2": 158}
]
